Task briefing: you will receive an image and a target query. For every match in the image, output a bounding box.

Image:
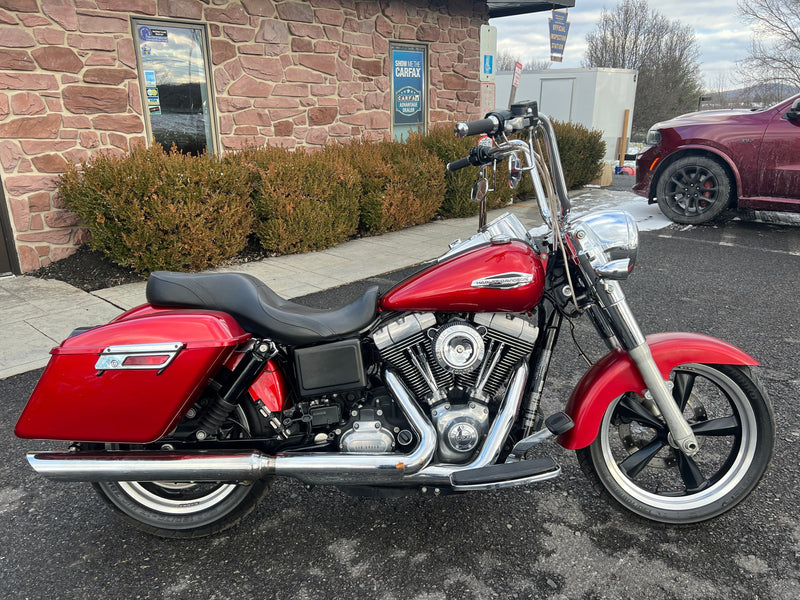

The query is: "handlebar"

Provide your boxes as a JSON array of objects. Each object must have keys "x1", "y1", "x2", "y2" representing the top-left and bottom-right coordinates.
[
  {"x1": 450, "y1": 101, "x2": 571, "y2": 227},
  {"x1": 454, "y1": 116, "x2": 502, "y2": 138},
  {"x1": 446, "y1": 146, "x2": 498, "y2": 172}
]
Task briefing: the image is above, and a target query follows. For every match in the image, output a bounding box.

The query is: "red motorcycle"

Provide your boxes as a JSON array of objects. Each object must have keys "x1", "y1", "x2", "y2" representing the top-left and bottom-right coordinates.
[{"x1": 16, "y1": 102, "x2": 774, "y2": 538}]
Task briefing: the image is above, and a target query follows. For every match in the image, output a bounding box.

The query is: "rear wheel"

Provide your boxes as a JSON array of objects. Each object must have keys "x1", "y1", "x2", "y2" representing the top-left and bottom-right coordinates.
[
  {"x1": 655, "y1": 156, "x2": 733, "y2": 224},
  {"x1": 93, "y1": 403, "x2": 272, "y2": 538},
  {"x1": 577, "y1": 364, "x2": 774, "y2": 524}
]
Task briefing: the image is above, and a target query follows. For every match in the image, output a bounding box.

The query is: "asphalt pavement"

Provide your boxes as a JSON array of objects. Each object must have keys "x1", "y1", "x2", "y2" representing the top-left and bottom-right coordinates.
[{"x1": 2, "y1": 214, "x2": 799, "y2": 600}]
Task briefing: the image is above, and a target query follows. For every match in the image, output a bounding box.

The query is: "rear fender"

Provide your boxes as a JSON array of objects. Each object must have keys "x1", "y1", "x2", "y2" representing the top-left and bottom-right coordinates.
[{"x1": 557, "y1": 332, "x2": 758, "y2": 450}]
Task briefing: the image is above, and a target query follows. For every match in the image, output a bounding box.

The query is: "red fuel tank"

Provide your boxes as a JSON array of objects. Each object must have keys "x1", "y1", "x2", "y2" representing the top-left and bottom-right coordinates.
[{"x1": 380, "y1": 240, "x2": 545, "y2": 313}]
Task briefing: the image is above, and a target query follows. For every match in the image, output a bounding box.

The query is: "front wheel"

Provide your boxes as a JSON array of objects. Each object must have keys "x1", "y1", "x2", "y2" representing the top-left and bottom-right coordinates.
[{"x1": 577, "y1": 364, "x2": 774, "y2": 524}]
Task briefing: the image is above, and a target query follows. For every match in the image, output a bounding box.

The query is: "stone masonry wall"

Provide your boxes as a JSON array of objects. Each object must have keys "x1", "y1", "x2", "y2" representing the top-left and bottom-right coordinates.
[{"x1": 0, "y1": 0, "x2": 486, "y2": 273}]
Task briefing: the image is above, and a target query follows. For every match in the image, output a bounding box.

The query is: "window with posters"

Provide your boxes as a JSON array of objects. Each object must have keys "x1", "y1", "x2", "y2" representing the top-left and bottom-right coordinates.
[
  {"x1": 132, "y1": 20, "x2": 216, "y2": 155},
  {"x1": 391, "y1": 43, "x2": 427, "y2": 141}
]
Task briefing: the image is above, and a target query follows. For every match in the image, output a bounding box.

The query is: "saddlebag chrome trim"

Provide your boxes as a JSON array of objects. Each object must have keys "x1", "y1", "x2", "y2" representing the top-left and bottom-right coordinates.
[{"x1": 95, "y1": 342, "x2": 183, "y2": 371}]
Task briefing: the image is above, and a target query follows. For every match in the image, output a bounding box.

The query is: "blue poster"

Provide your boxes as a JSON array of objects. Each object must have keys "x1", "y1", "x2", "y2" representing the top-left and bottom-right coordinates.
[{"x1": 392, "y1": 48, "x2": 424, "y2": 125}]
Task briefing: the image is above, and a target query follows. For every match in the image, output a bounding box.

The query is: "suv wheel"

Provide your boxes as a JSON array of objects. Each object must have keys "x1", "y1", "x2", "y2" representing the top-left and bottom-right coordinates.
[{"x1": 655, "y1": 156, "x2": 733, "y2": 224}]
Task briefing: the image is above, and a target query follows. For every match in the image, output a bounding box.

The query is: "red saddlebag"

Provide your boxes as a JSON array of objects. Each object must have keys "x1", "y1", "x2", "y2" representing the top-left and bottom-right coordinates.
[{"x1": 15, "y1": 307, "x2": 250, "y2": 443}]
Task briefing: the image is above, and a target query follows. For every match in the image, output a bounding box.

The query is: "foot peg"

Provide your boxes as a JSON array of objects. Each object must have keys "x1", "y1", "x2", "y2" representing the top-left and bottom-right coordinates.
[
  {"x1": 506, "y1": 412, "x2": 574, "y2": 462},
  {"x1": 544, "y1": 411, "x2": 574, "y2": 436}
]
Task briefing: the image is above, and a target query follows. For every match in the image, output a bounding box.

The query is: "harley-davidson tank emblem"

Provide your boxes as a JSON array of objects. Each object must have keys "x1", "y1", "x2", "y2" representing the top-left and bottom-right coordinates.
[{"x1": 471, "y1": 272, "x2": 534, "y2": 289}]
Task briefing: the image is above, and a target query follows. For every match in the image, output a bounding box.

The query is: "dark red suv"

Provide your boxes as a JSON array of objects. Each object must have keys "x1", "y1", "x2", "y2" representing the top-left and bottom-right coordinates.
[{"x1": 634, "y1": 93, "x2": 800, "y2": 224}]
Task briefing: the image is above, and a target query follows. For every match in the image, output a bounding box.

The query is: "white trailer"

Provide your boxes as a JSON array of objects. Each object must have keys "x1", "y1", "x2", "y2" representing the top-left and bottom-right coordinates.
[{"x1": 495, "y1": 68, "x2": 638, "y2": 162}]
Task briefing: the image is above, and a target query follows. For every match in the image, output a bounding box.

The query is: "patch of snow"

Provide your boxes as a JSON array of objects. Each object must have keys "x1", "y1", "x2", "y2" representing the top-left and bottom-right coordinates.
[{"x1": 568, "y1": 190, "x2": 673, "y2": 232}]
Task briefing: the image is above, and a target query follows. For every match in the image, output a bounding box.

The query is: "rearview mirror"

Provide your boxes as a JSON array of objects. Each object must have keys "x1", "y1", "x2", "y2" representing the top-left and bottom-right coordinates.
[{"x1": 508, "y1": 154, "x2": 522, "y2": 189}]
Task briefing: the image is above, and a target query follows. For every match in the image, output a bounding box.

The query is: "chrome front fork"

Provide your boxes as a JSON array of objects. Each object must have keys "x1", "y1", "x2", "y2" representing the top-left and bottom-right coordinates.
[{"x1": 594, "y1": 280, "x2": 700, "y2": 456}]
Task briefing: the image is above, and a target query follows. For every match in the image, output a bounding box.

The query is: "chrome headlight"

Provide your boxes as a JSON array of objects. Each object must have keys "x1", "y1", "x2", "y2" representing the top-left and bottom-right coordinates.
[
  {"x1": 566, "y1": 211, "x2": 638, "y2": 280},
  {"x1": 645, "y1": 128, "x2": 662, "y2": 146}
]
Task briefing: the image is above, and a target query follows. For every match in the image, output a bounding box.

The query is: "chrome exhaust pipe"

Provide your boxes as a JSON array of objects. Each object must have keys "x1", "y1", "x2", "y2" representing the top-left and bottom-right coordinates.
[
  {"x1": 409, "y1": 362, "x2": 529, "y2": 485},
  {"x1": 26, "y1": 370, "x2": 436, "y2": 486},
  {"x1": 27, "y1": 450, "x2": 276, "y2": 482},
  {"x1": 273, "y1": 370, "x2": 436, "y2": 484}
]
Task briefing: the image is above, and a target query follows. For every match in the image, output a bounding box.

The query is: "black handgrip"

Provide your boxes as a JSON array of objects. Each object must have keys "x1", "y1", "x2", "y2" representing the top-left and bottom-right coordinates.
[
  {"x1": 454, "y1": 117, "x2": 499, "y2": 138},
  {"x1": 446, "y1": 156, "x2": 472, "y2": 172},
  {"x1": 446, "y1": 146, "x2": 499, "y2": 172}
]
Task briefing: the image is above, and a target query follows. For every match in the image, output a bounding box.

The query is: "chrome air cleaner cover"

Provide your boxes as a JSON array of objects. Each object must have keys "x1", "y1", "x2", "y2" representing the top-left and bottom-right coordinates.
[{"x1": 433, "y1": 321, "x2": 485, "y2": 374}]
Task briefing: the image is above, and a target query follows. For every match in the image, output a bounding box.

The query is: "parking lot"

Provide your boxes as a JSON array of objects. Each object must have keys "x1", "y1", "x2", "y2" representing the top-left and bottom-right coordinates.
[{"x1": 1, "y1": 217, "x2": 799, "y2": 600}]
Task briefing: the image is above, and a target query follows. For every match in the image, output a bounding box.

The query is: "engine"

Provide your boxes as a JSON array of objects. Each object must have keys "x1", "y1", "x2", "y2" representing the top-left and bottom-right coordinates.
[{"x1": 371, "y1": 312, "x2": 538, "y2": 463}]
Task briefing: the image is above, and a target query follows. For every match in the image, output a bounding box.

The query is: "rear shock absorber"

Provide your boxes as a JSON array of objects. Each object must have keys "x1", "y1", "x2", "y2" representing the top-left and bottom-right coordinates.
[{"x1": 195, "y1": 340, "x2": 276, "y2": 440}]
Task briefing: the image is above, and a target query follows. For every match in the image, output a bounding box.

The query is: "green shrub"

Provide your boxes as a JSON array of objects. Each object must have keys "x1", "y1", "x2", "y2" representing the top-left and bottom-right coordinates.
[
  {"x1": 551, "y1": 119, "x2": 606, "y2": 189},
  {"x1": 347, "y1": 137, "x2": 445, "y2": 234},
  {"x1": 58, "y1": 144, "x2": 254, "y2": 274},
  {"x1": 244, "y1": 145, "x2": 360, "y2": 254}
]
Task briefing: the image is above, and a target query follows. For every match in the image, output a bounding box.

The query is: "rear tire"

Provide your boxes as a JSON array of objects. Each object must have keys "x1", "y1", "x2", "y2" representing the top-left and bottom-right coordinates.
[
  {"x1": 93, "y1": 402, "x2": 272, "y2": 538},
  {"x1": 655, "y1": 156, "x2": 733, "y2": 224},
  {"x1": 577, "y1": 364, "x2": 774, "y2": 524}
]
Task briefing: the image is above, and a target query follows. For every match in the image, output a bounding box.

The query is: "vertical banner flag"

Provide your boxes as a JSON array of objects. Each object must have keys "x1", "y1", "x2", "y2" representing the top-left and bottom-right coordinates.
[{"x1": 549, "y1": 10, "x2": 570, "y2": 62}]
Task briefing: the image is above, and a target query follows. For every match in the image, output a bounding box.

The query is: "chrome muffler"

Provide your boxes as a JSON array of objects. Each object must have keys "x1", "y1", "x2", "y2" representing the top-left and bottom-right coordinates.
[
  {"x1": 26, "y1": 370, "x2": 437, "y2": 486},
  {"x1": 27, "y1": 450, "x2": 276, "y2": 482}
]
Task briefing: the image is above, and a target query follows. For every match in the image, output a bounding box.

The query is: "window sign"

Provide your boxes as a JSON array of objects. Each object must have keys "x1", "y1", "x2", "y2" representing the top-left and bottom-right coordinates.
[
  {"x1": 132, "y1": 20, "x2": 216, "y2": 154},
  {"x1": 391, "y1": 44, "x2": 427, "y2": 141}
]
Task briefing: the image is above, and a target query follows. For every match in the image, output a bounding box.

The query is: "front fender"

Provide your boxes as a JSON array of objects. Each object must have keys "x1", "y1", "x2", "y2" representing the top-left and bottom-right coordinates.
[{"x1": 557, "y1": 332, "x2": 758, "y2": 450}]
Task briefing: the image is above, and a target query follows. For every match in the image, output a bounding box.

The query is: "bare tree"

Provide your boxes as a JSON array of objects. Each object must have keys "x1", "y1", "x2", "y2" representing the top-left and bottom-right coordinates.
[
  {"x1": 738, "y1": 0, "x2": 800, "y2": 88},
  {"x1": 706, "y1": 72, "x2": 732, "y2": 108},
  {"x1": 583, "y1": 0, "x2": 703, "y2": 138},
  {"x1": 496, "y1": 50, "x2": 551, "y2": 72}
]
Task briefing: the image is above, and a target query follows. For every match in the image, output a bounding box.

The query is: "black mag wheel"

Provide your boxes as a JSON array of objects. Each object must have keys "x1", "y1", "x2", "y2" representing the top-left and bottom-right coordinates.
[
  {"x1": 577, "y1": 364, "x2": 774, "y2": 524},
  {"x1": 655, "y1": 155, "x2": 733, "y2": 224},
  {"x1": 92, "y1": 403, "x2": 272, "y2": 539}
]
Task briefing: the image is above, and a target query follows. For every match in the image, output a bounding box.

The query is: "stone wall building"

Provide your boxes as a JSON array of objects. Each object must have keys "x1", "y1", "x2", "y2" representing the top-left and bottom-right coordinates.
[{"x1": 0, "y1": 0, "x2": 565, "y2": 274}]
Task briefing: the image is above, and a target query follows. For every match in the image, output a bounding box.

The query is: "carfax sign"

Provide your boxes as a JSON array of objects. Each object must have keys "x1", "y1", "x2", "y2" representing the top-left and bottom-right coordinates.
[{"x1": 391, "y1": 45, "x2": 425, "y2": 140}]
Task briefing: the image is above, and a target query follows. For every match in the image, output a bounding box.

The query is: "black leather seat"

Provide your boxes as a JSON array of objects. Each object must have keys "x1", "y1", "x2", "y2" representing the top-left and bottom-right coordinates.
[{"x1": 146, "y1": 271, "x2": 379, "y2": 346}]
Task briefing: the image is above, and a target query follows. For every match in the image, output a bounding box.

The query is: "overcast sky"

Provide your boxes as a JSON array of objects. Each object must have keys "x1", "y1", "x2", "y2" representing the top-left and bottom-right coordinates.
[{"x1": 491, "y1": 1, "x2": 754, "y2": 88}]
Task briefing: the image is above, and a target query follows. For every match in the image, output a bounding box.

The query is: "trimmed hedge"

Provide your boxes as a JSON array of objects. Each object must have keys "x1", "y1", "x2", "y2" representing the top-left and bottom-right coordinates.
[
  {"x1": 57, "y1": 123, "x2": 604, "y2": 274},
  {"x1": 242, "y1": 145, "x2": 360, "y2": 255},
  {"x1": 347, "y1": 137, "x2": 445, "y2": 234},
  {"x1": 59, "y1": 144, "x2": 254, "y2": 274},
  {"x1": 551, "y1": 119, "x2": 606, "y2": 189}
]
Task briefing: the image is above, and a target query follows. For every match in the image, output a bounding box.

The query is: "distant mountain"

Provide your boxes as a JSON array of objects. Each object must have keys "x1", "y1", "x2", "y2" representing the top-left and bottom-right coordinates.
[{"x1": 720, "y1": 83, "x2": 798, "y2": 103}]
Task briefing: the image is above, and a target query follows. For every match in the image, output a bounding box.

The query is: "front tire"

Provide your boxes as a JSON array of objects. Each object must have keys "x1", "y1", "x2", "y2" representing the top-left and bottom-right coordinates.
[
  {"x1": 93, "y1": 403, "x2": 272, "y2": 538},
  {"x1": 655, "y1": 155, "x2": 733, "y2": 224},
  {"x1": 577, "y1": 364, "x2": 774, "y2": 524}
]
